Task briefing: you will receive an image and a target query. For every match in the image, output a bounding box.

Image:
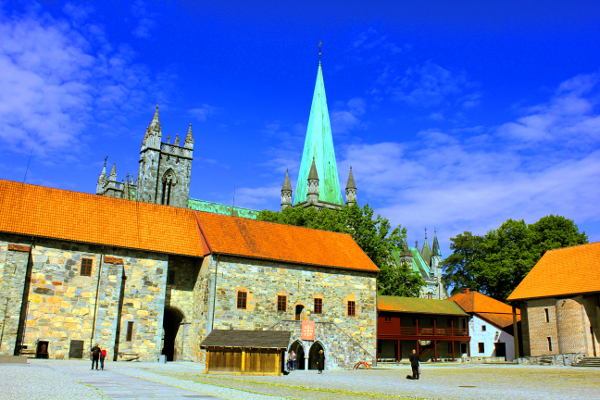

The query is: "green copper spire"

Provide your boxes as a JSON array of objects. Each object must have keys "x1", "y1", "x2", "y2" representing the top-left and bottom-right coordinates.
[{"x1": 294, "y1": 60, "x2": 343, "y2": 205}]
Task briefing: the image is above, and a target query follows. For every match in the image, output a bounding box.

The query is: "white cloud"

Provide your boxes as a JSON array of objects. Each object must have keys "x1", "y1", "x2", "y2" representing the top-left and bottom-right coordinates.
[
  {"x1": 340, "y1": 73, "x2": 600, "y2": 249},
  {"x1": 234, "y1": 185, "x2": 281, "y2": 209},
  {"x1": 331, "y1": 97, "x2": 366, "y2": 134},
  {"x1": 189, "y1": 104, "x2": 217, "y2": 122},
  {"x1": 0, "y1": 7, "x2": 165, "y2": 156},
  {"x1": 131, "y1": 0, "x2": 156, "y2": 39}
]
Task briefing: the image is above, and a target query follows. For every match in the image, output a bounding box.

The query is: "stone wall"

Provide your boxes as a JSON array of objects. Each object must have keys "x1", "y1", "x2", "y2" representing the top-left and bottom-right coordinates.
[
  {"x1": 206, "y1": 256, "x2": 378, "y2": 369},
  {"x1": 525, "y1": 295, "x2": 599, "y2": 357},
  {"x1": 0, "y1": 236, "x2": 30, "y2": 355},
  {"x1": 0, "y1": 234, "x2": 168, "y2": 361}
]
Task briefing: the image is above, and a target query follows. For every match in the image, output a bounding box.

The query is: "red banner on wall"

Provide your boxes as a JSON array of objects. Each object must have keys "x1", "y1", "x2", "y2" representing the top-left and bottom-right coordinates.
[{"x1": 301, "y1": 320, "x2": 315, "y2": 341}]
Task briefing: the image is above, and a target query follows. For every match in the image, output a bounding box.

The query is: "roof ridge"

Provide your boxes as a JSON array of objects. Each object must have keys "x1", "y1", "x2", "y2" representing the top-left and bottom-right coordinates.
[{"x1": 544, "y1": 241, "x2": 599, "y2": 253}]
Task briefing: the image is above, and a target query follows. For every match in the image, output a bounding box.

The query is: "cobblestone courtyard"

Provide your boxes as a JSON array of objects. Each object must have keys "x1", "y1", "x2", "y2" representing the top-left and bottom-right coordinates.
[{"x1": 1, "y1": 360, "x2": 599, "y2": 399}]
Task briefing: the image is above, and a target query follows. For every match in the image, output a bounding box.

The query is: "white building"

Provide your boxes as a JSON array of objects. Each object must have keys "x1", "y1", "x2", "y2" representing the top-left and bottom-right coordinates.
[{"x1": 451, "y1": 289, "x2": 519, "y2": 361}]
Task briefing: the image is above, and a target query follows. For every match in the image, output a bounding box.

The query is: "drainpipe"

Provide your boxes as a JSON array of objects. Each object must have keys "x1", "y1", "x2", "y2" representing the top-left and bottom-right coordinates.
[{"x1": 90, "y1": 251, "x2": 104, "y2": 348}]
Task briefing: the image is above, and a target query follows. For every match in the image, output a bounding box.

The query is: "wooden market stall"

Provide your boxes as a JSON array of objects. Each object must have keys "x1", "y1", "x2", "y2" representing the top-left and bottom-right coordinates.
[{"x1": 200, "y1": 330, "x2": 291, "y2": 375}]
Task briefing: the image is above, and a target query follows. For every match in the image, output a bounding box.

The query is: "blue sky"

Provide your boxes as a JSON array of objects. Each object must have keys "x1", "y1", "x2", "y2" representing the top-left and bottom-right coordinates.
[{"x1": 1, "y1": 1, "x2": 599, "y2": 255}]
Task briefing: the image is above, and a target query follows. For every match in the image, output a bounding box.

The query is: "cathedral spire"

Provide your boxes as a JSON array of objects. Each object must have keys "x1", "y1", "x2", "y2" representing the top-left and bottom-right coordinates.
[
  {"x1": 421, "y1": 228, "x2": 433, "y2": 266},
  {"x1": 345, "y1": 166, "x2": 357, "y2": 205},
  {"x1": 109, "y1": 163, "x2": 117, "y2": 180},
  {"x1": 281, "y1": 169, "x2": 292, "y2": 210},
  {"x1": 293, "y1": 52, "x2": 343, "y2": 206},
  {"x1": 432, "y1": 228, "x2": 441, "y2": 257}
]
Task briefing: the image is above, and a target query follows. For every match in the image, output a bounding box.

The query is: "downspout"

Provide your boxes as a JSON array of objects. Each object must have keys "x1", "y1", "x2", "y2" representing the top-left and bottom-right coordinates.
[
  {"x1": 90, "y1": 251, "x2": 104, "y2": 348},
  {"x1": 14, "y1": 238, "x2": 35, "y2": 356}
]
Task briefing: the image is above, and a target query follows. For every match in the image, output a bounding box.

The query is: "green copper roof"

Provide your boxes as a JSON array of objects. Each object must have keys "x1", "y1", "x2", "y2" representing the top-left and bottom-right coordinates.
[
  {"x1": 391, "y1": 246, "x2": 432, "y2": 279},
  {"x1": 432, "y1": 235, "x2": 441, "y2": 257},
  {"x1": 294, "y1": 63, "x2": 343, "y2": 205},
  {"x1": 188, "y1": 198, "x2": 259, "y2": 219}
]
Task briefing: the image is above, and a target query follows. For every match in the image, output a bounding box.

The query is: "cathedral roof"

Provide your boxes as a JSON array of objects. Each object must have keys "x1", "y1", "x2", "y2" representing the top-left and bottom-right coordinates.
[
  {"x1": 0, "y1": 179, "x2": 378, "y2": 273},
  {"x1": 508, "y1": 242, "x2": 600, "y2": 301},
  {"x1": 294, "y1": 62, "x2": 343, "y2": 206},
  {"x1": 420, "y1": 239, "x2": 432, "y2": 265}
]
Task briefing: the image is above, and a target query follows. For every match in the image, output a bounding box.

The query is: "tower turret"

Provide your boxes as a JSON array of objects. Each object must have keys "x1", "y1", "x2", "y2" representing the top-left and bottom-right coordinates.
[
  {"x1": 96, "y1": 157, "x2": 107, "y2": 194},
  {"x1": 307, "y1": 158, "x2": 320, "y2": 204},
  {"x1": 345, "y1": 166, "x2": 357, "y2": 205},
  {"x1": 281, "y1": 169, "x2": 292, "y2": 210},
  {"x1": 184, "y1": 123, "x2": 194, "y2": 149},
  {"x1": 142, "y1": 105, "x2": 162, "y2": 150}
]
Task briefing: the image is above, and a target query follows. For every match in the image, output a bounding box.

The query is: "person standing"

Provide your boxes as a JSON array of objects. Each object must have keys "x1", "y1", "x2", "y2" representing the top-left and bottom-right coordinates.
[
  {"x1": 90, "y1": 344, "x2": 101, "y2": 371},
  {"x1": 317, "y1": 349, "x2": 325, "y2": 374},
  {"x1": 100, "y1": 348, "x2": 107, "y2": 370},
  {"x1": 407, "y1": 349, "x2": 420, "y2": 380},
  {"x1": 290, "y1": 350, "x2": 296, "y2": 371}
]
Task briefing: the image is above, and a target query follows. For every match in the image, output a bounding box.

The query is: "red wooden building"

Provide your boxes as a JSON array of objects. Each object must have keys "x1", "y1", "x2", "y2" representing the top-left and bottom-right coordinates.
[{"x1": 377, "y1": 296, "x2": 470, "y2": 362}]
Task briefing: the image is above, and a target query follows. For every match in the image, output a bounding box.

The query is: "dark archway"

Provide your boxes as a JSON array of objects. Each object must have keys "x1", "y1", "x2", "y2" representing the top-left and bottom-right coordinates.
[
  {"x1": 162, "y1": 306, "x2": 184, "y2": 361},
  {"x1": 308, "y1": 342, "x2": 324, "y2": 370},
  {"x1": 295, "y1": 304, "x2": 304, "y2": 321},
  {"x1": 289, "y1": 340, "x2": 305, "y2": 370}
]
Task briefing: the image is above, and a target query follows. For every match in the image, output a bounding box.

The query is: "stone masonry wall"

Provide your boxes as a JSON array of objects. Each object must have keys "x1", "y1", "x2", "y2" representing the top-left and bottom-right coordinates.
[
  {"x1": 0, "y1": 235, "x2": 168, "y2": 361},
  {"x1": 165, "y1": 255, "x2": 201, "y2": 361},
  {"x1": 208, "y1": 256, "x2": 378, "y2": 369},
  {"x1": 526, "y1": 298, "x2": 559, "y2": 356},
  {"x1": 0, "y1": 235, "x2": 30, "y2": 355},
  {"x1": 556, "y1": 297, "x2": 588, "y2": 354}
]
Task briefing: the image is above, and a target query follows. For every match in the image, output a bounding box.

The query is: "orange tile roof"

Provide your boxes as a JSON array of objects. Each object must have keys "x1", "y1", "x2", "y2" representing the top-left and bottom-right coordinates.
[
  {"x1": 507, "y1": 242, "x2": 600, "y2": 301},
  {"x1": 450, "y1": 289, "x2": 519, "y2": 330},
  {"x1": 0, "y1": 180, "x2": 379, "y2": 273},
  {"x1": 195, "y1": 211, "x2": 379, "y2": 273},
  {"x1": 0, "y1": 179, "x2": 208, "y2": 257}
]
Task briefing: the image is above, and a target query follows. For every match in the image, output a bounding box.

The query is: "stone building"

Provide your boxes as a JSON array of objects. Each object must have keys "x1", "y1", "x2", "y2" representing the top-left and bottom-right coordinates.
[
  {"x1": 450, "y1": 289, "x2": 519, "y2": 361},
  {"x1": 508, "y1": 242, "x2": 600, "y2": 359},
  {"x1": 0, "y1": 179, "x2": 377, "y2": 368}
]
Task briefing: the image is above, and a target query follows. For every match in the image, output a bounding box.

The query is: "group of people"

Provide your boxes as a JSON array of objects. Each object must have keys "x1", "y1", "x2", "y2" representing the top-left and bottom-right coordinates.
[
  {"x1": 286, "y1": 349, "x2": 326, "y2": 373},
  {"x1": 90, "y1": 344, "x2": 107, "y2": 371}
]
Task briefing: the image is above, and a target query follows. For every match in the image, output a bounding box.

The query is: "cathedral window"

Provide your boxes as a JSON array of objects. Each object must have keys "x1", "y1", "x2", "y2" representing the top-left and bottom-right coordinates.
[
  {"x1": 277, "y1": 295, "x2": 287, "y2": 312},
  {"x1": 314, "y1": 298, "x2": 322, "y2": 314},
  {"x1": 237, "y1": 290, "x2": 247, "y2": 309},
  {"x1": 347, "y1": 300, "x2": 356, "y2": 317},
  {"x1": 161, "y1": 170, "x2": 177, "y2": 205},
  {"x1": 80, "y1": 258, "x2": 93, "y2": 276}
]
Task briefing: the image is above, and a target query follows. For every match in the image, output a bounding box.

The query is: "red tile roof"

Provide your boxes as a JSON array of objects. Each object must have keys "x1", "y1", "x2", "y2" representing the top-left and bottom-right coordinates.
[
  {"x1": 450, "y1": 289, "x2": 519, "y2": 330},
  {"x1": 196, "y1": 211, "x2": 379, "y2": 272},
  {"x1": 0, "y1": 180, "x2": 378, "y2": 273},
  {"x1": 507, "y1": 242, "x2": 600, "y2": 301},
  {"x1": 0, "y1": 180, "x2": 208, "y2": 257}
]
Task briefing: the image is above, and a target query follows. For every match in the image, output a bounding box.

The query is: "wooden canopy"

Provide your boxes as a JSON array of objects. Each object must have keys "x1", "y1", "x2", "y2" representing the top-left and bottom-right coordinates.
[{"x1": 200, "y1": 330, "x2": 291, "y2": 350}]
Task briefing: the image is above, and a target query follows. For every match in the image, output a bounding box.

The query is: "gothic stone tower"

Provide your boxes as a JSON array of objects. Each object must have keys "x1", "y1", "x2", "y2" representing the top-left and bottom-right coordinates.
[{"x1": 137, "y1": 106, "x2": 194, "y2": 207}]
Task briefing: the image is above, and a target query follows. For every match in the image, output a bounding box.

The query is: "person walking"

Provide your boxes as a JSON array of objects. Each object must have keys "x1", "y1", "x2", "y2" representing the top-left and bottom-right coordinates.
[
  {"x1": 90, "y1": 344, "x2": 101, "y2": 371},
  {"x1": 407, "y1": 349, "x2": 420, "y2": 380},
  {"x1": 100, "y1": 348, "x2": 107, "y2": 370},
  {"x1": 317, "y1": 349, "x2": 325, "y2": 374}
]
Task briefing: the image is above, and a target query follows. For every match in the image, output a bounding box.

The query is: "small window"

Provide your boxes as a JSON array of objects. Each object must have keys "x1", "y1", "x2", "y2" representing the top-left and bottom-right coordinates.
[
  {"x1": 544, "y1": 308, "x2": 550, "y2": 323},
  {"x1": 314, "y1": 298, "x2": 323, "y2": 314},
  {"x1": 384, "y1": 316, "x2": 392, "y2": 322},
  {"x1": 547, "y1": 337, "x2": 552, "y2": 351},
  {"x1": 167, "y1": 270, "x2": 175, "y2": 285},
  {"x1": 347, "y1": 301, "x2": 356, "y2": 317},
  {"x1": 237, "y1": 291, "x2": 247, "y2": 309},
  {"x1": 80, "y1": 258, "x2": 93, "y2": 276},
  {"x1": 478, "y1": 342, "x2": 485, "y2": 353},
  {"x1": 277, "y1": 295, "x2": 287, "y2": 312},
  {"x1": 481, "y1": 325, "x2": 487, "y2": 332},
  {"x1": 126, "y1": 321, "x2": 134, "y2": 342}
]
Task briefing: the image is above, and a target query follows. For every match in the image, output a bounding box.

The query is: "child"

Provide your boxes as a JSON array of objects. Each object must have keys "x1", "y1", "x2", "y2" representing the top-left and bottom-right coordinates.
[{"x1": 100, "y1": 348, "x2": 107, "y2": 370}]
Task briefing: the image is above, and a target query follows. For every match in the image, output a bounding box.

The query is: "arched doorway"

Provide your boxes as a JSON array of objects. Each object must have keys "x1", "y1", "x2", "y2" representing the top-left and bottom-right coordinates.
[
  {"x1": 295, "y1": 304, "x2": 304, "y2": 321},
  {"x1": 308, "y1": 342, "x2": 324, "y2": 370},
  {"x1": 162, "y1": 306, "x2": 184, "y2": 361},
  {"x1": 289, "y1": 341, "x2": 305, "y2": 370}
]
